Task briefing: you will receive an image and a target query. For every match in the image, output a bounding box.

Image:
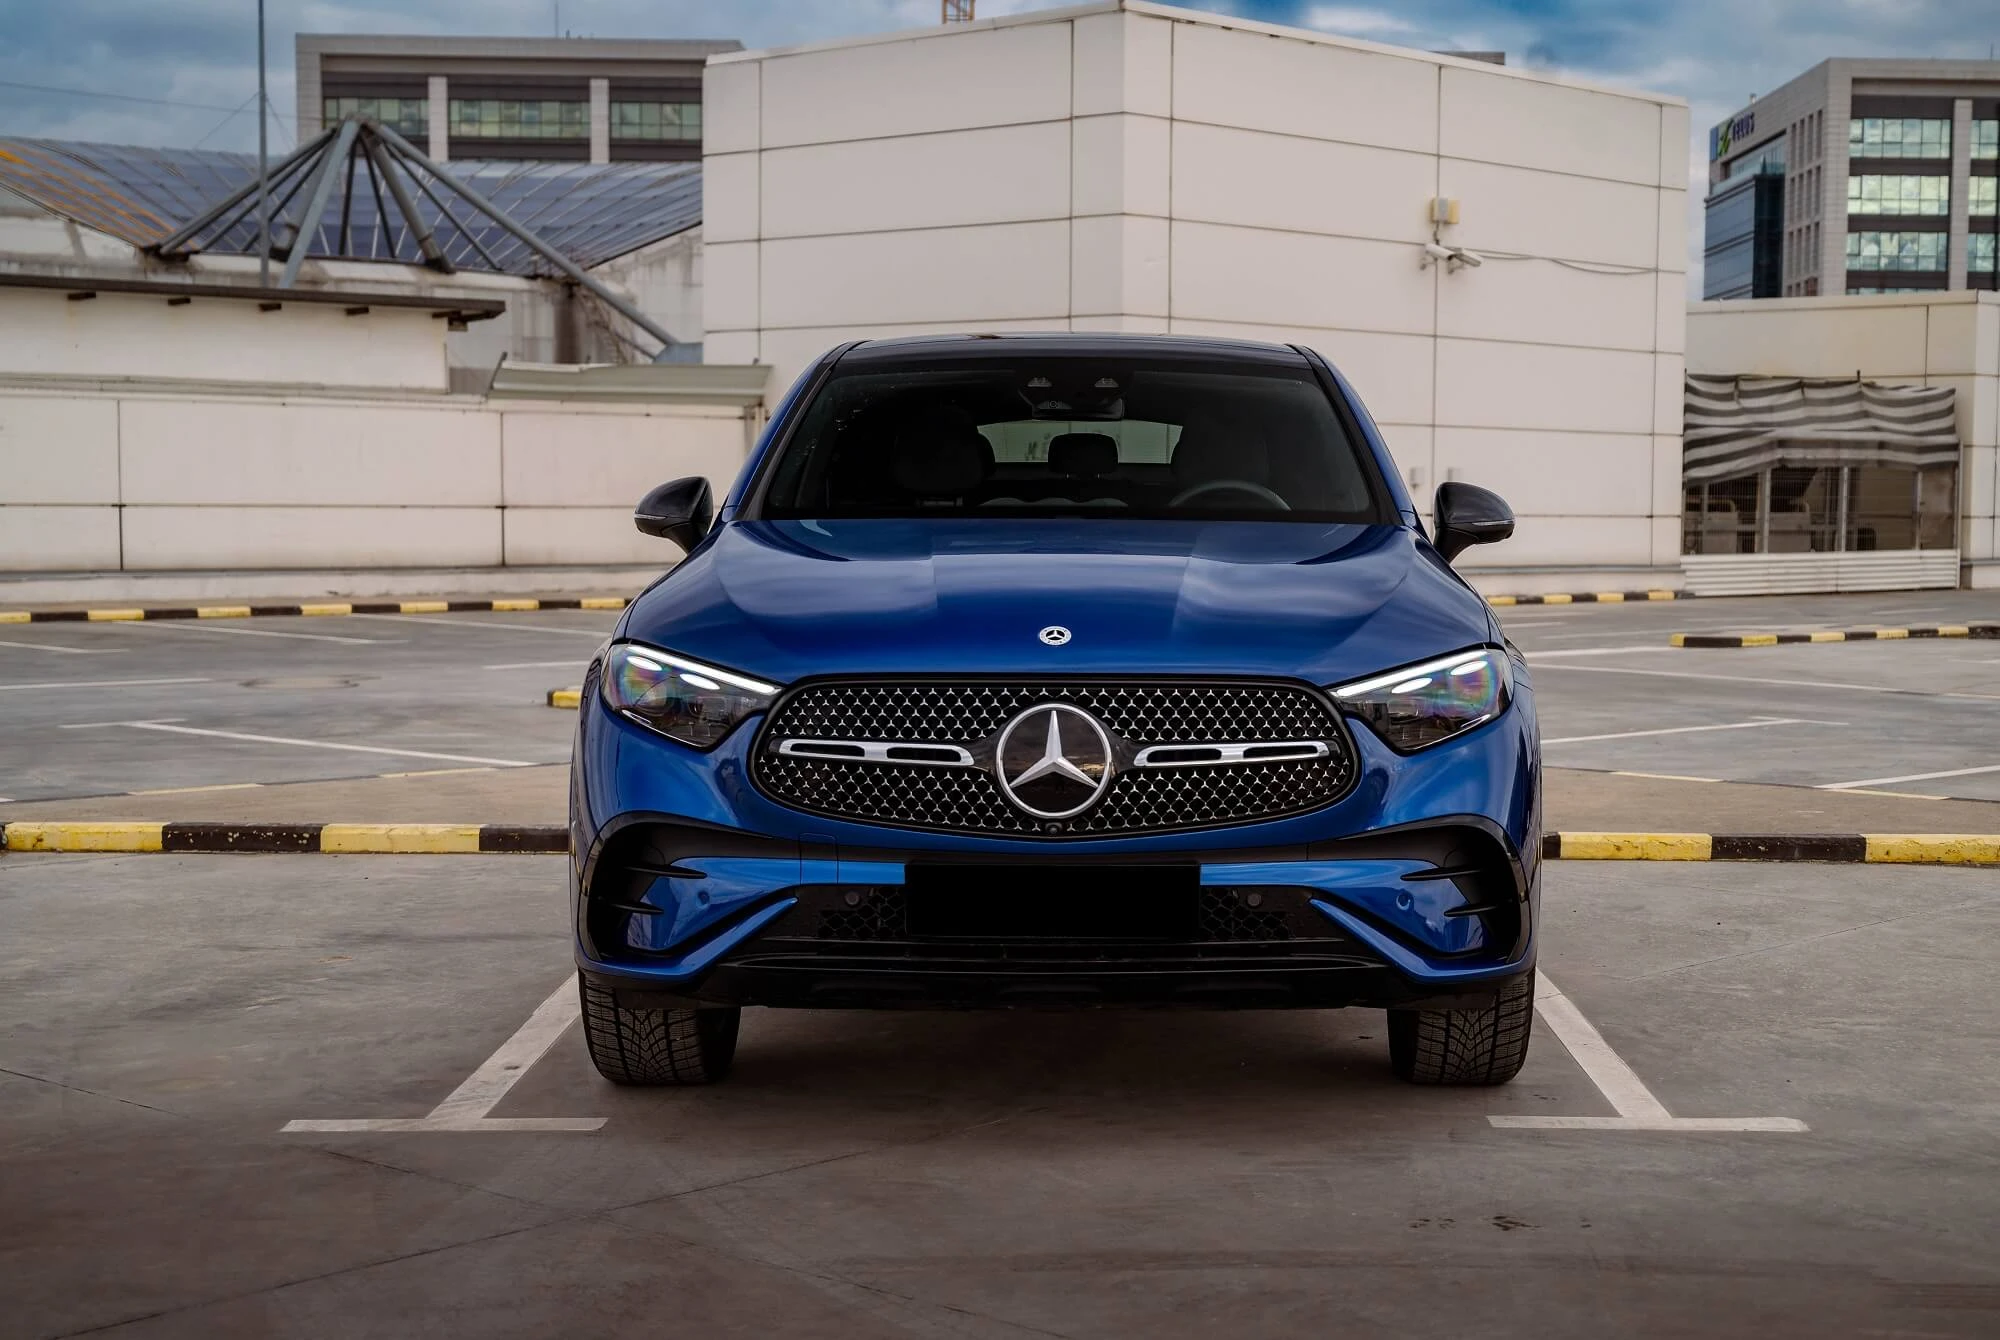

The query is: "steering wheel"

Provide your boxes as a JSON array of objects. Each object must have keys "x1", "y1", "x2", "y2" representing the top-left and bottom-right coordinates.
[{"x1": 1168, "y1": 479, "x2": 1291, "y2": 510}]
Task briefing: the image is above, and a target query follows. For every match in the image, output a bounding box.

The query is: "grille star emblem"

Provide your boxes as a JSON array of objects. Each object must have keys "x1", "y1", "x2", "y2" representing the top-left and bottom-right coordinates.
[{"x1": 994, "y1": 703, "x2": 1114, "y2": 820}]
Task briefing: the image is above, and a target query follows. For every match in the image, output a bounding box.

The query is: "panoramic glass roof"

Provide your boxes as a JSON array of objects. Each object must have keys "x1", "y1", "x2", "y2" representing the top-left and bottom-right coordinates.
[{"x1": 0, "y1": 136, "x2": 702, "y2": 275}]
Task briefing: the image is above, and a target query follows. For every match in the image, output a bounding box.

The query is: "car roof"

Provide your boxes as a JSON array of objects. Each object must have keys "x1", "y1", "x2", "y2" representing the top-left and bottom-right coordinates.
[{"x1": 834, "y1": 332, "x2": 1314, "y2": 367}]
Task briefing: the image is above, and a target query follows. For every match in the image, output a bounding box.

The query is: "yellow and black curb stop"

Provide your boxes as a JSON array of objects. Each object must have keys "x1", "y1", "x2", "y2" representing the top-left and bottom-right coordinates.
[
  {"x1": 1487, "y1": 591, "x2": 1679, "y2": 607},
  {"x1": 2, "y1": 824, "x2": 1995, "y2": 863},
  {"x1": 1544, "y1": 832, "x2": 2000, "y2": 864},
  {"x1": 1673, "y1": 624, "x2": 2000, "y2": 649},
  {"x1": 0, "y1": 596, "x2": 631, "y2": 625},
  {"x1": 547, "y1": 688, "x2": 582, "y2": 708},
  {"x1": 0, "y1": 822, "x2": 568, "y2": 854}
]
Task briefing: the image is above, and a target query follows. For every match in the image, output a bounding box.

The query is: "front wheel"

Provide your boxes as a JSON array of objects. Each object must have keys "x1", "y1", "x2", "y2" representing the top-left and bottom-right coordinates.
[
  {"x1": 1387, "y1": 970, "x2": 1534, "y2": 1085},
  {"x1": 579, "y1": 977, "x2": 740, "y2": 1085}
]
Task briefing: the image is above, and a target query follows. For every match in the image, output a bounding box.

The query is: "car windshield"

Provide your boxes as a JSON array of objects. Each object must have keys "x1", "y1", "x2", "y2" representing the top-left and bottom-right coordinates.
[{"x1": 757, "y1": 358, "x2": 1389, "y2": 522}]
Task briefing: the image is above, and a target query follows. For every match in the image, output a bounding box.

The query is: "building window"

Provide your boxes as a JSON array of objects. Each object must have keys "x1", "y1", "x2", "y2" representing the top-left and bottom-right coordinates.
[
  {"x1": 1971, "y1": 177, "x2": 1998, "y2": 217},
  {"x1": 1845, "y1": 231, "x2": 1947, "y2": 271},
  {"x1": 1974, "y1": 120, "x2": 1999, "y2": 159},
  {"x1": 322, "y1": 96, "x2": 427, "y2": 137},
  {"x1": 1848, "y1": 117, "x2": 1951, "y2": 158},
  {"x1": 449, "y1": 99, "x2": 588, "y2": 140},
  {"x1": 610, "y1": 101, "x2": 703, "y2": 142},
  {"x1": 1684, "y1": 465, "x2": 1954, "y2": 556},
  {"x1": 1846, "y1": 175, "x2": 1951, "y2": 215},
  {"x1": 1971, "y1": 234, "x2": 1998, "y2": 273}
]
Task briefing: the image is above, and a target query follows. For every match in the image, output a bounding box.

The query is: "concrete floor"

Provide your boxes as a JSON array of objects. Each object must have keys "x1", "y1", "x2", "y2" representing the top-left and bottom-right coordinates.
[
  {"x1": 3, "y1": 853, "x2": 1998, "y2": 1337},
  {"x1": 2, "y1": 591, "x2": 1998, "y2": 809}
]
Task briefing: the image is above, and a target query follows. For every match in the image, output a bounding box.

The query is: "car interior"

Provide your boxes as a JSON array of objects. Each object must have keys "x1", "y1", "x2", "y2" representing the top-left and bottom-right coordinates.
[{"x1": 761, "y1": 365, "x2": 1384, "y2": 521}]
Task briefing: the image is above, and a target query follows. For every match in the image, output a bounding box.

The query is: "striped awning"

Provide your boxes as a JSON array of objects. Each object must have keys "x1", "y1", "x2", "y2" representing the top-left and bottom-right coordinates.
[{"x1": 1685, "y1": 375, "x2": 1959, "y2": 483}]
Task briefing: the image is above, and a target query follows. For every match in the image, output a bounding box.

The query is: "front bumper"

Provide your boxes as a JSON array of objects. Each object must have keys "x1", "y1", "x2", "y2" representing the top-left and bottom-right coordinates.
[{"x1": 571, "y1": 669, "x2": 1540, "y2": 1012}]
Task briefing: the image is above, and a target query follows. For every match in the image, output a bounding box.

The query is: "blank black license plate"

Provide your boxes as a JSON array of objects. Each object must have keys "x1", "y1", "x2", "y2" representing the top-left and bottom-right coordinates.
[{"x1": 903, "y1": 865, "x2": 1198, "y2": 941}]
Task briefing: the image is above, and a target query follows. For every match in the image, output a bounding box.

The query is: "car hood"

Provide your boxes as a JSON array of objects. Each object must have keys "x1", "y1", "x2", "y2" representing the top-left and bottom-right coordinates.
[{"x1": 621, "y1": 518, "x2": 1496, "y2": 686}]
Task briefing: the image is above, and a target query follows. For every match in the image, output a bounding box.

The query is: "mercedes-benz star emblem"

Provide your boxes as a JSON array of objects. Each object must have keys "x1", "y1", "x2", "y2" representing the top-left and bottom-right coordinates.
[
  {"x1": 1038, "y1": 625, "x2": 1072, "y2": 646},
  {"x1": 994, "y1": 703, "x2": 1114, "y2": 821}
]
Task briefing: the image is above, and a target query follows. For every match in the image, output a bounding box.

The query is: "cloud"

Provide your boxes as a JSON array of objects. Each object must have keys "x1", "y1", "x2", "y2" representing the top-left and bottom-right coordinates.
[{"x1": 1301, "y1": 7, "x2": 1420, "y2": 38}]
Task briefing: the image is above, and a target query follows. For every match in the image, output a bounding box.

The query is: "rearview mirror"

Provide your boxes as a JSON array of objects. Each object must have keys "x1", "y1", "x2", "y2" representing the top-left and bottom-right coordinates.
[
  {"x1": 634, "y1": 477, "x2": 714, "y2": 552},
  {"x1": 1433, "y1": 482, "x2": 1514, "y2": 562}
]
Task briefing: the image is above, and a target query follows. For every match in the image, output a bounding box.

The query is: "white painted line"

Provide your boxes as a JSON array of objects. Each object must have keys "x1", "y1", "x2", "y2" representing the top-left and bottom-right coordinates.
[
  {"x1": 350, "y1": 614, "x2": 606, "y2": 637},
  {"x1": 1489, "y1": 1115, "x2": 1811, "y2": 1132},
  {"x1": 1521, "y1": 645, "x2": 1663, "y2": 658},
  {"x1": 1819, "y1": 761, "x2": 2000, "y2": 791},
  {"x1": 60, "y1": 718, "x2": 186, "y2": 729},
  {"x1": 483, "y1": 660, "x2": 591, "y2": 671},
  {"x1": 280, "y1": 1117, "x2": 607, "y2": 1132},
  {"x1": 1527, "y1": 973, "x2": 1671, "y2": 1121},
  {"x1": 426, "y1": 975, "x2": 591, "y2": 1121},
  {"x1": 101, "y1": 620, "x2": 382, "y2": 645},
  {"x1": 1488, "y1": 972, "x2": 1808, "y2": 1134},
  {"x1": 107, "y1": 721, "x2": 539, "y2": 768},
  {"x1": 1533, "y1": 662, "x2": 2000, "y2": 702},
  {"x1": 1610, "y1": 771, "x2": 1721, "y2": 783},
  {"x1": 283, "y1": 973, "x2": 604, "y2": 1134},
  {"x1": 128, "y1": 782, "x2": 264, "y2": 796},
  {"x1": 0, "y1": 637, "x2": 124, "y2": 656},
  {"x1": 1543, "y1": 717, "x2": 1840, "y2": 745},
  {"x1": 0, "y1": 677, "x2": 208, "y2": 693}
]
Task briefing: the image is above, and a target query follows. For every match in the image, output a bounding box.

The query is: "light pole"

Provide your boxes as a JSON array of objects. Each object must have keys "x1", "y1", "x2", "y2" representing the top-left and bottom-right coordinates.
[{"x1": 256, "y1": 0, "x2": 270, "y2": 286}]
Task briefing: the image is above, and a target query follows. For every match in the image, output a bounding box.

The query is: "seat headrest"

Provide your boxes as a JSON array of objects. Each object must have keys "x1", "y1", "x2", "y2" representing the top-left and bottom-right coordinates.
[
  {"x1": 1172, "y1": 422, "x2": 1271, "y2": 485},
  {"x1": 889, "y1": 407, "x2": 990, "y2": 498},
  {"x1": 1048, "y1": 432, "x2": 1119, "y2": 480}
]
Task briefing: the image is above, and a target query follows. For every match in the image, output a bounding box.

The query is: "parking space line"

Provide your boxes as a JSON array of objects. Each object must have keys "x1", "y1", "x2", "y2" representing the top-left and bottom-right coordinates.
[
  {"x1": 349, "y1": 614, "x2": 607, "y2": 637},
  {"x1": 0, "y1": 637, "x2": 124, "y2": 656},
  {"x1": 1522, "y1": 646, "x2": 1663, "y2": 658},
  {"x1": 1543, "y1": 717, "x2": 1839, "y2": 745},
  {"x1": 1534, "y1": 662, "x2": 2000, "y2": 702},
  {"x1": 1489, "y1": 972, "x2": 1808, "y2": 1133},
  {"x1": 283, "y1": 973, "x2": 604, "y2": 1133},
  {"x1": 100, "y1": 620, "x2": 383, "y2": 645},
  {"x1": 484, "y1": 659, "x2": 591, "y2": 670},
  {"x1": 1819, "y1": 762, "x2": 2000, "y2": 791},
  {"x1": 86, "y1": 721, "x2": 539, "y2": 768},
  {"x1": 0, "y1": 677, "x2": 208, "y2": 693}
]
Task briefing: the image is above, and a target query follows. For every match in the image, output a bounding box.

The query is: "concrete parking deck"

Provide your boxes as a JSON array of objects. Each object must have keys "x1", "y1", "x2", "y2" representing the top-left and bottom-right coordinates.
[{"x1": 3, "y1": 853, "x2": 1998, "y2": 1336}]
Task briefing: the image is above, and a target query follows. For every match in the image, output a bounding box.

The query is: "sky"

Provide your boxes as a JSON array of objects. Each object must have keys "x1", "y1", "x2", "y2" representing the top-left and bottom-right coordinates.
[{"x1": 3, "y1": 0, "x2": 1998, "y2": 288}]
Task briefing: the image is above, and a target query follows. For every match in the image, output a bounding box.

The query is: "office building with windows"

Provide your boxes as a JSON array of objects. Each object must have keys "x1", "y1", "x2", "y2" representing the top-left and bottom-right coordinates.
[
  {"x1": 295, "y1": 35, "x2": 741, "y2": 164},
  {"x1": 1703, "y1": 59, "x2": 2000, "y2": 300}
]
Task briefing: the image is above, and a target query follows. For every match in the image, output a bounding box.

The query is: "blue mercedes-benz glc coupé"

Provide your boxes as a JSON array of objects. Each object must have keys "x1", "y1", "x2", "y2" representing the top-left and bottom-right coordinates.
[{"x1": 570, "y1": 334, "x2": 1538, "y2": 1088}]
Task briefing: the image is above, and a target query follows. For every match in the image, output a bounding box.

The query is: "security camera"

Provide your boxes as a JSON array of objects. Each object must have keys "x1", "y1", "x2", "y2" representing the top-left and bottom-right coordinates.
[
  {"x1": 1420, "y1": 241, "x2": 1455, "y2": 268},
  {"x1": 1449, "y1": 247, "x2": 1485, "y2": 269}
]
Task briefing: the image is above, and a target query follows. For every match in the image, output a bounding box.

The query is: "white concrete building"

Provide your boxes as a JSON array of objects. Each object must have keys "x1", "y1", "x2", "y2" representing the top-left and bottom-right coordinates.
[
  {"x1": 702, "y1": 0, "x2": 1689, "y2": 591},
  {"x1": 0, "y1": 276, "x2": 767, "y2": 598},
  {"x1": 1687, "y1": 291, "x2": 1999, "y2": 591}
]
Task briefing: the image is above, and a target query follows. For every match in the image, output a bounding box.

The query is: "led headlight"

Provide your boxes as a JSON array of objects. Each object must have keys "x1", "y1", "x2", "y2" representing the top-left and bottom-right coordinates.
[
  {"x1": 600, "y1": 642, "x2": 781, "y2": 750},
  {"x1": 1331, "y1": 647, "x2": 1510, "y2": 752}
]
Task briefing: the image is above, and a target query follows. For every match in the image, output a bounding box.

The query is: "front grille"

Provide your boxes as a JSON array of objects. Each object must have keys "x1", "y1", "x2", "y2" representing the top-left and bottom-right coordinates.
[{"x1": 753, "y1": 680, "x2": 1355, "y2": 837}]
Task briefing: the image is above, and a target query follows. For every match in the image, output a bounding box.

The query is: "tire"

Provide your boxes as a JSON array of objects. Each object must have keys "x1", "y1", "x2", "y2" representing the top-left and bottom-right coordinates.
[
  {"x1": 1387, "y1": 970, "x2": 1534, "y2": 1086},
  {"x1": 578, "y1": 976, "x2": 740, "y2": 1086}
]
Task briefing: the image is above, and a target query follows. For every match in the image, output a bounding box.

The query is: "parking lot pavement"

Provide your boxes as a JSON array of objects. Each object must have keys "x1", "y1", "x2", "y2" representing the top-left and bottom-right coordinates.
[
  {"x1": 0, "y1": 608, "x2": 617, "y2": 804},
  {"x1": 3, "y1": 851, "x2": 1998, "y2": 1337},
  {"x1": 1496, "y1": 591, "x2": 2000, "y2": 803}
]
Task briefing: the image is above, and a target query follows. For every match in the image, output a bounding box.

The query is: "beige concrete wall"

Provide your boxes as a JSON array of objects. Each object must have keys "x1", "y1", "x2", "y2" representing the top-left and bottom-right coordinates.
[
  {"x1": 0, "y1": 288, "x2": 451, "y2": 392},
  {"x1": 703, "y1": 0, "x2": 1689, "y2": 585},
  {"x1": 1687, "y1": 292, "x2": 2000, "y2": 585},
  {"x1": 0, "y1": 387, "x2": 756, "y2": 572}
]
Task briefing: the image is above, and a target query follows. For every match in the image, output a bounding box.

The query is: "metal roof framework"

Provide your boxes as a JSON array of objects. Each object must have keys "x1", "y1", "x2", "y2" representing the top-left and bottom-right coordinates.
[{"x1": 0, "y1": 125, "x2": 703, "y2": 355}]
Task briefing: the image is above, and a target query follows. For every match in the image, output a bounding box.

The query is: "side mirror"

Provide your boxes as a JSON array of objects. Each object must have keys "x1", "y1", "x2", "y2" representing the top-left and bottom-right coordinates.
[
  {"x1": 1433, "y1": 482, "x2": 1514, "y2": 562},
  {"x1": 634, "y1": 477, "x2": 714, "y2": 552}
]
